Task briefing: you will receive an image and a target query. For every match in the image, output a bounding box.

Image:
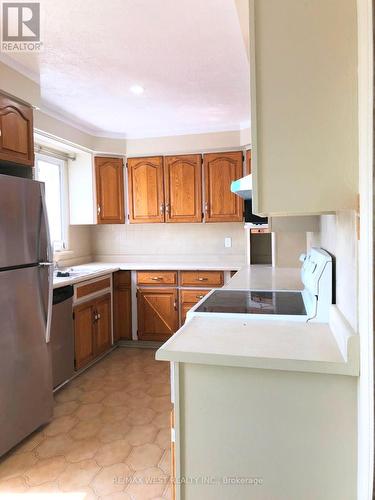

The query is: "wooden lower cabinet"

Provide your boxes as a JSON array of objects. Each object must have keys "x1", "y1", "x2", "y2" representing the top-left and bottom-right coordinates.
[
  {"x1": 74, "y1": 293, "x2": 112, "y2": 370},
  {"x1": 113, "y1": 271, "x2": 132, "y2": 341},
  {"x1": 137, "y1": 287, "x2": 178, "y2": 341},
  {"x1": 74, "y1": 301, "x2": 95, "y2": 370},
  {"x1": 180, "y1": 289, "x2": 210, "y2": 324}
]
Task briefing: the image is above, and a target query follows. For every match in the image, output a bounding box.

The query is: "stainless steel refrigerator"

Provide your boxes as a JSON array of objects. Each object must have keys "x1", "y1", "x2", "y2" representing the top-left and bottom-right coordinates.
[{"x1": 0, "y1": 174, "x2": 54, "y2": 457}]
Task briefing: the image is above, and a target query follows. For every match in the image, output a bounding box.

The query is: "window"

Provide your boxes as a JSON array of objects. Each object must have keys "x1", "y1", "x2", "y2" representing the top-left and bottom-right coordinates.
[{"x1": 35, "y1": 153, "x2": 69, "y2": 250}]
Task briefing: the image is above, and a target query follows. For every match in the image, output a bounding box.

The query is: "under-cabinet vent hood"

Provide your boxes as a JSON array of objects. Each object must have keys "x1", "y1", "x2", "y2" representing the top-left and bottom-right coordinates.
[{"x1": 230, "y1": 174, "x2": 252, "y2": 200}]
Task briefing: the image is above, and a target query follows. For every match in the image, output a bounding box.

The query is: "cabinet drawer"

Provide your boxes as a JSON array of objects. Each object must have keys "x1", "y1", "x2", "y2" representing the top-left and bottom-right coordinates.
[
  {"x1": 137, "y1": 271, "x2": 177, "y2": 285},
  {"x1": 180, "y1": 271, "x2": 224, "y2": 287},
  {"x1": 76, "y1": 277, "x2": 111, "y2": 299},
  {"x1": 181, "y1": 289, "x2": 210, "y2": 303}
]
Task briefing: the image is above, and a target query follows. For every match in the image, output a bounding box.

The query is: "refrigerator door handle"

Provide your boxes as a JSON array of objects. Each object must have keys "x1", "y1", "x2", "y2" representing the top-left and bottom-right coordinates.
[
  {"x1": 40, "y1": 186, "x2": 54, "y2": 344},
  {"x1": 39, "y1": 262, "x2": 54, "y2": 343},
  {"x1": 40, "y1": 184, "x2": 53, "y2": 263}
]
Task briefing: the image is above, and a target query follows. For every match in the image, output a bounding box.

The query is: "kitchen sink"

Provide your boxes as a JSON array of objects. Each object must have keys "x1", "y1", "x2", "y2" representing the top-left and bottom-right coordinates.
[{"x1": 54, "y1": 267, "x2": 108, "y2": 279}]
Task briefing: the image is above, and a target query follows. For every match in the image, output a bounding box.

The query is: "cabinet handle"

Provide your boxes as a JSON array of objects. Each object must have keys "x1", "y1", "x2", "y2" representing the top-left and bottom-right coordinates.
[
  {"x1": 204, "y1": 202, "x2": 209, "y2": 213},
  {"x1": 151, "y1": 276, "x2": 162, "y2": 281},
  {"x1": 174, "y1": 301, "x2": 177, "y2": 311},
  {"x1": 197, "y1": 277, "x2": 208, "y2": 281},
  {"x1": 196, "y1": 295, "x2": 204, "y2": 299},
  {"x1": 165, "y1": 203, "x2": 170, "y2": 215},
  {"x1": 97, "y1": 205, "x2": 101, "y2": 215},
  {"x1": 160, "y1": 203, "x2": 165, "y2": 216},
  {"x1": 93, "y1": 311, "x2": 98, "y2": 323}
]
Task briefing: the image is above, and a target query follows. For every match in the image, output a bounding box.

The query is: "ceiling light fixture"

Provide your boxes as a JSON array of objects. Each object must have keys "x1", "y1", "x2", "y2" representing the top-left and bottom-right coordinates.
[{"x1": 130, "y1": 85, "x2": 145, "y2": 95}]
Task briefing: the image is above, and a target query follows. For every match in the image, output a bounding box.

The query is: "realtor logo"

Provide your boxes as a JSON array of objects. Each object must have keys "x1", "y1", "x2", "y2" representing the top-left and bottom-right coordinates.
[{"x1": 1, "y1": 2, "x2": 42, "y2": 52}]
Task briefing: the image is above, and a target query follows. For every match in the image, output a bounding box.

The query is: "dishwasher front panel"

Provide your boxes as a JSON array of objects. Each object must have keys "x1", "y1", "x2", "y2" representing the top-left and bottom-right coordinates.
[{"x1": 51, "y1": 286, "x2": 74, "y2": 388}]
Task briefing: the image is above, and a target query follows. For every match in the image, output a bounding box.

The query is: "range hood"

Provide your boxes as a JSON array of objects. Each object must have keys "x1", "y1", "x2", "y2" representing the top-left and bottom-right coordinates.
[{"x1": 230, "y1": 174, "x2": 252, "y2": 200}]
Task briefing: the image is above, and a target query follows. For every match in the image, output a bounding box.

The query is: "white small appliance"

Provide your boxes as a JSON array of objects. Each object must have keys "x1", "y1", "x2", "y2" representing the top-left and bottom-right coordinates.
[{"x1": 188, "y1": 248, "x2": 332, "y2": 323}]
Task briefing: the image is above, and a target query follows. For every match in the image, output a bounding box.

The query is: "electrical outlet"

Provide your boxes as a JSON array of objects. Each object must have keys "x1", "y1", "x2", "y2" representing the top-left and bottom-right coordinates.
[{"x1": 224, "y1": 237, "x2": 232, "y2": 248}]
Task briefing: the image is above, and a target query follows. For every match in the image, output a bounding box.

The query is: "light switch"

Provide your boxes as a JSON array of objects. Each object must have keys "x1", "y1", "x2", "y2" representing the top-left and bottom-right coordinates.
[{"x1": 224, "y1": 237, "x2": 232, "y2": 248}]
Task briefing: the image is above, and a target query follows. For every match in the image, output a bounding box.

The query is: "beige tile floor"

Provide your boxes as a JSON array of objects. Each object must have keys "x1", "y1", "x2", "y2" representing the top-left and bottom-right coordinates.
[{"x1": 0, "y1": 348, "x2": 172, "y2": 499}]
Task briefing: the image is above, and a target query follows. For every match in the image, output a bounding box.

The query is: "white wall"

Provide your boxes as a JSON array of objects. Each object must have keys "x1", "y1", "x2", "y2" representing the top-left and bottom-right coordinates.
[
  {"x1": 91, "y1": 223, "x2": 246, "y2": 266},
  {"x1": 308, "y1": 211, "x2": 357, "y2": 330}
]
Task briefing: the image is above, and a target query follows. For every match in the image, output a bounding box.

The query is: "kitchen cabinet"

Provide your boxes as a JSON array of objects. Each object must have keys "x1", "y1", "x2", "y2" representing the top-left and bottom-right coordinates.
[
  {"x1": 203, "y1": 152, "x2": 244, "y2": 222},
  {"x1": 245, "y1": 149, "x2": 251, "y2": 175},
  {"x1": 127, "y1": 156, "x2": 164, "y2": 223},
  {"x1": 113, "y1": 271, "x2": 132, "y2": 341},
  {"x1": 180, "y1": 271, "x2": 224, "y2": 287},
  {"x1": 180, "y1": 289, "x2": 210, "y2": 324},
  {"x1": 74, "y1": 293, "x2": 112, "y2": 370},
  {"x1": 74, "y1": 301, "x2": 95, "y2": 370},
  {"x1": 95, "y1": 156, "x2": 125, "y2": 224},
  {"x1": 249, "y1": 0, "x2": 357, "y2": 215},
  {"x1": 128, "y1": 154, "x2": 202, "y2": 224},
  {"x1": 137, "y1": 287, "x2": 178, "y2": 341},
  {"x1": 164, "y1": 154, "x2": 202, "y2": 223},
  {"x1": 0, "y1": 93, "x2": 34, "y2": 167}
]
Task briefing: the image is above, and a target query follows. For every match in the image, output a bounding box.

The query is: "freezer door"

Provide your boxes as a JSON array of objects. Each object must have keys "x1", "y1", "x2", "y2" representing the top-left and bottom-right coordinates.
[
  {"x1": 0, "y1": 266, "x2": 53, "y2": 457},
  {"x1": 0, "y1": 174, "x2": 50, "y2": 268}
]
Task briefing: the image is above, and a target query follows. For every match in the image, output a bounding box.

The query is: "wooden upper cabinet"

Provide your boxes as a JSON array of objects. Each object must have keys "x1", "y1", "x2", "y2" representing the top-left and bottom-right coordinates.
[
  {"x1": 203, "y1": 152, "x2": 244, "y2": 222},
  {"x1": 95, "y1": 157, "x2": 125, "y2": 224},
  {"x1": 164, "y1": 154, "x2": 202, "y2": 223},
  {"x1": 245, "y1": 150, "x2": 251, "y2": 175},
  {"x1": 0, "y1": 94, "x2": 34, "y2": 167},
  {"x1": 128, "y1": 156, "x2": 165, "y2": 223}
]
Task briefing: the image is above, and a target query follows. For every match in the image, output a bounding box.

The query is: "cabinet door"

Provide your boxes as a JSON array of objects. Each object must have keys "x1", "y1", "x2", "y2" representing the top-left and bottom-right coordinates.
[
  {"x1": 74, "y1": 301, "x2": 95, "y2": 370},
  {"x1": 0, "y1": 94, "x2": 34, "y2": 166},
  {"x1": 95, "y1": 157, "x2": 125, "y2": 224},
  {"x1": 164, "y1": 154, "x2": 202, "y2": 223},
  {"x1": 113, "y1": 271, "x2": 132, "y2": 341},
  {"x1": 127, "y1": 157, "x2": 165, "y2": 223},
  {"x1": 245, "y1": 149, "x2": 251, "y2": 175},
  {"x1": 94, "y1": 294, "x2": 112, "y2": 356},
  {"x1": 137, "y1": 288, "x2": 178, "y2": 341},
  {"x1": 203, "y1": 152, "x2": 244, "y2": 222}
]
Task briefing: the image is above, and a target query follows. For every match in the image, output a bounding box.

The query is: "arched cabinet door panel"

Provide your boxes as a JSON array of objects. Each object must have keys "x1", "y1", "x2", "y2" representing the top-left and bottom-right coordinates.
[
  {"x1": 95, "y1": 156, "x2": 125, "y2": 224},
  {"x1": 127, "y1": 156, "x2": 165, "y2": 223},
  {"x1": 203, "y1": 151, "x2": 244, "y2": 222},
  {"x1": 0, "y1": 94, "x2": 34, "y2": 167},
  {"x1": 164, "y1": 154, "x2": 202, "y2": 223}
]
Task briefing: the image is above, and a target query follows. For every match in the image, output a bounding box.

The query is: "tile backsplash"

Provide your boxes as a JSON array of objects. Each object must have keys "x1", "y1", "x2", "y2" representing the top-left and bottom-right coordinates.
[{"x1": 91, "y1": 223, "x2": 247, "y2": 265}]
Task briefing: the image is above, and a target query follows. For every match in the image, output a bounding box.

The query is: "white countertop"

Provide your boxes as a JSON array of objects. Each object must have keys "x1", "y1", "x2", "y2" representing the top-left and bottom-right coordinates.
[
  {"x1": 53, "y1": 261, "x2": 243, "y2": 288},
  {"x1": 156, "y1": 266, "x2": 359, "y2": 376},
  {"x1": 225, "y1": 266, "x2": 302, "y2": 291}
]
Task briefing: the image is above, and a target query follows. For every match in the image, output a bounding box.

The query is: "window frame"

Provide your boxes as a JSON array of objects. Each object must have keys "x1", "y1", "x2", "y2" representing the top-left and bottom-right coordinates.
[{"x1": 34, "y1": 152, "x2": 70, "y2": 251}]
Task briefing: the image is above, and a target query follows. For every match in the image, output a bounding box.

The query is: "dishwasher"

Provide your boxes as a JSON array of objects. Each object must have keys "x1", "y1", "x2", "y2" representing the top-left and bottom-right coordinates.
[{"x1": 51, "y1": 285, "x2": 75, "y2": 389}]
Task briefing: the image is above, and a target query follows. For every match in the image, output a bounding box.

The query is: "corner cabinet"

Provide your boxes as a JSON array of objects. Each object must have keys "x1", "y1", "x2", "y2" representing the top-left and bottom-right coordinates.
[
  {"x1": 0, "y1": 94, "x2": 34, "y2": 167},
  {"x1": 113, "y1": 271, "x2": 132, "y2": 341},
  {"x1": 249, "y1": 0, "x2": 358, "y2": 215},
  {"x1": 95, "y1": 156, "x2": 125, "y2": 224},
  {"x1": 203, "y1": 152, "x2": 244, "y2": 222}
]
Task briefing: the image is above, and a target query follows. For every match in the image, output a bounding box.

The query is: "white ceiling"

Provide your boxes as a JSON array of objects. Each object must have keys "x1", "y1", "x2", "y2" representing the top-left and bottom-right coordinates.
[{"x1": 4, "y1": 0, "x2": 250, "y2": 138}]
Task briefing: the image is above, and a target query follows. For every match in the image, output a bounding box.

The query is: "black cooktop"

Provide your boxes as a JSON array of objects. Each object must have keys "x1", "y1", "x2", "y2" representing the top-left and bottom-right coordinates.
[{"x1": 195, "y1": 290, "x2": 307, "y2": 316}]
